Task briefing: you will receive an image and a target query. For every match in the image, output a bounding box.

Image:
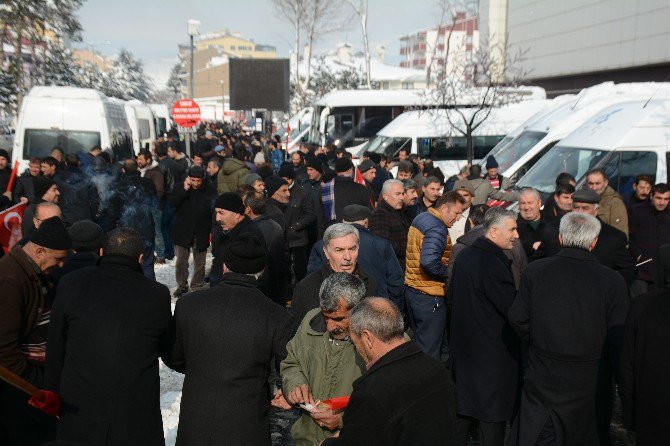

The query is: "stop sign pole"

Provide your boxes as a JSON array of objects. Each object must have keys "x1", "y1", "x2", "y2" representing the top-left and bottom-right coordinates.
[{"x1": 171, "y1": 99, "x2": 201, "y2": 156}]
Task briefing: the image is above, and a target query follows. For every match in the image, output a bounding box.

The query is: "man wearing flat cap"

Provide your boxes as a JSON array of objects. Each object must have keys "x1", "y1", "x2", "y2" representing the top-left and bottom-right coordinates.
[
  {"x1": 0, "y1": 216, "x2": 71, "y2": 445},
  {"x1": 537, "y1": 188, "x2": 635, "y2": 285},
  {"x1": 167, "y1": 236, "x2": 294, "y2": 445},
  {"x1": 50, "y1": 220, "x2": 105, "y2": 286},
  {"x1": 169, "y1": 165, "x2": 216, "y2": 297}
]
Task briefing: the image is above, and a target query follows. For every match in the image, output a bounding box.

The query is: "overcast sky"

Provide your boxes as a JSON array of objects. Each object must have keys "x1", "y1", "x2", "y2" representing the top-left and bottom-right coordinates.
[{"x1": 76, "y1": 0, "x2": 442, "y2": 87}]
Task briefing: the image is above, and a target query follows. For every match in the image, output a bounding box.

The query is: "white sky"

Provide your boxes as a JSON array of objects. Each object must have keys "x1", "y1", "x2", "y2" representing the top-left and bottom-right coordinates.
[{"x1": 76, "y1": 0, "x2": 443, "y2": 88}]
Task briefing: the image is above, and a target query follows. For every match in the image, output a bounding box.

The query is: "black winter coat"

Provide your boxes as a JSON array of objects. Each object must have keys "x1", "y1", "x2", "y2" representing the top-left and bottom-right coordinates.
[
  {"x1": 270, "y1": 184, "x2": 316, "y2": 248},
  {"x1": 157, "y1": 157, "x2": 178, "y2": 197},
  {"x1": 253, "y1": 214, "x2": 289, "y2": 304},
  {"x1": 167, "y1": 273, "x2": 294, "y2": 446},
  {"x1": 291, "y1": 263, "x2": 379, "y2": 329},
  {"x1": 628, "y1": 201, "x2": 670, "y2": 285},
  {"x1": 49, "y1": 251, "x2": 99, "y2": 287},
  {"x1": 46, "y1": 255, "x2": 172, "y2": 445},
  {"x1": 13, "y1": 170, "x2": 36, "y2": 204},
  {"x1": 295, "y1": 177, "x2": 326, "y2": 239},
  {"x1": 333, "y1": 176, "x2": 372, "y2": 222},
  {"x1": 540, "y1": 217, "x2": 636, "y2": 285},
  {"x1": 169, "y1": 183, "x2": 215, "y2": 251},
  {"x1": 321, "y1": 341, "x2": 456, "y2": 446},
  {"x1": 619, "y1": 283, "x2": 670, "y2": 445},
  {"x1": 55, "y1": 166, "x2": 100, "y2": 226},
  {"x1": 507, "y1": 248, "x2": 629, "y2": 446},
  {"x1": 113, "y1": 172, "x2": 157, "y2": 239},
  {"x1": 307, "y1": 224, "x2": 404, "y2": 311},
  {"x1": 516, "y1": 215, "x2": 546, "y2": 260},
  {"x1": 448, "y1": 236, "x2": 520, "y2": 422}
]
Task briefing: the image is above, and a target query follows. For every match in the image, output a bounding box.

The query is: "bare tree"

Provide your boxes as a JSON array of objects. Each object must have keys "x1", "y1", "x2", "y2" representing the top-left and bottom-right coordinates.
[
  {"x1": 425, "y1": 30, "x2": 530, "y2": 164},
  {"x1": 271, "y1": 0, "x2": 306, "y2": 95},
  {"x1": 345, "y1": 0, "x2": 371, "y2": 89}
]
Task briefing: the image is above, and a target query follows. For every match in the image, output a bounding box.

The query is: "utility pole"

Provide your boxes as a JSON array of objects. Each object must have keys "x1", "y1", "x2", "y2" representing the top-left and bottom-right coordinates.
[{"x1": 186, "y1": 19, "x2": 201, "y2": 157}]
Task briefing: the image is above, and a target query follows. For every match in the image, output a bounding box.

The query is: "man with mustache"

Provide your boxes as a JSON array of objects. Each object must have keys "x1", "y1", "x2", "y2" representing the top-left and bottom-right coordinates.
[{"x1": 280, "y1": 273, "x2": 367, "y2": 446}]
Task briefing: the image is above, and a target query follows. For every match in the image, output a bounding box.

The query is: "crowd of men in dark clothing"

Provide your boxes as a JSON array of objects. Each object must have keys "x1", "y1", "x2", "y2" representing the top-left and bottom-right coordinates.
[{"x1": 1, "y1": 122, "x2": 669, "y2": 446}]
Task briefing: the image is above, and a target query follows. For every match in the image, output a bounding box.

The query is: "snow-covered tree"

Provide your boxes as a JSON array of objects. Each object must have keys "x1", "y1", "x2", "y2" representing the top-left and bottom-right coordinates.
[
  {"x1": 40, "y1": 41, "x2": 82, "y2": 87},
  {"x1": 107, "y1": 48, "x2": 152, "y2": 101},
  {"x1": 166, "y1": 62, "x2": 183, "y2": 100},
  {"x1": 0, "y1": 71, "x2": 18, "y2": 111}
]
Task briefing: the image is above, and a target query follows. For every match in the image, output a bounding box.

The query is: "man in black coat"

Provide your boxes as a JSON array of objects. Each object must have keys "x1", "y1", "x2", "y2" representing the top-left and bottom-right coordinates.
[
  {"x1": 115, "y1": 159, "x2": 159, "y2": 279},
  {"x1": 331, "y1": 158, "x2": 373, "y2": 222},
  {"x1": 274, "y1": 167, "x2": 317, "y2": 283},
  {"x1": 243, "y1": 192, "x2": 289, "y2": 304},
  {"x1": 167, "y1": 237, "x2": 294, "y2": 446},
  {"x1": 516, "y1": 188, "x2": 546, "y2": 260},
  {"x1": 508, "y1": 212, "x2": 629, "y2": 445},
  {"x1": 50, "y1": 220, "x2": 104, "y2": 287},
  {"x1": 291, "y1": 222, "x2": 378, "y2": 327},
  {"x1": 448, "y1": 207, "x2": 521, "y2": 445},
  {"x1": 538, "y1": 189, "x2": 636, "y2": 286},
  {"x1": 13, "y1": 156, "x2": 41, "y2": 204},
  {"x1": 307, "y1": 205, "x2": 404, "y2": 312},
  {"x1": 46, "y1": 228, "x2": 172, "y2": 445},
  {"x1": 369, "y1": 179, "x2": 410, "y2": 270},
  {"x1": 619, "y1": 243, "x2": 670, "y2": 445},
  {"x1": 322, "y1": 297, "x2": 456, "y2": 446},
  {"x1": 156, "y1": 143, "x2": 180, "y2": 261},
  {"x1": 55, "y1": 154, "x2": 99, "y2": 226},
  {"x1": 170, "y1": 166, "x2": 215, "y2": 297}
]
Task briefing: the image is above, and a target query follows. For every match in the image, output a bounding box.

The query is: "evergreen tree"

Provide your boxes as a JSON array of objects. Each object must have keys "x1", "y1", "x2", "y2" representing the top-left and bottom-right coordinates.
[
  {"x1": 41, "y1": 41, "x2": 81, "y2": 87},
  {"x1": 0, "y1": 70, "x2": 17, "y2": 111},
  {"x1": 109, "y1": 48, "x2": 152, "y2": 101},
  {"x1": 166, "y1": 62, "x2": 183, "y2": 100}
]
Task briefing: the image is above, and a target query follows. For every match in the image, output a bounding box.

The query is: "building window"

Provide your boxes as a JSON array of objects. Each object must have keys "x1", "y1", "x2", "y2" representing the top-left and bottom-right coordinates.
[
  {"x1": 466, "y1": 35, "x2": 473, "y2": 45},
  {"x1": 230, "y1": 45, "x2": 236, "y2": 50},
  {"x1": 402, "y1": 82, "x2": 414, "y2": 89},
  {"x1": 381, "y1": 81, "x2": 390, "y2": 90}
]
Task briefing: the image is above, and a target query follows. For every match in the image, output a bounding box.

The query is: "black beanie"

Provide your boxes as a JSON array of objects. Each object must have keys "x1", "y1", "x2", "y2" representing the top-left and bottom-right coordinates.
[
  {"x1": 335, "y1": 158, "x2": 354, "y2": 173},
  {"x1": 68, "y1": 220, "x2": 104, "y2": 251},
  {"x1": 33, "y1": 176, "x2": 55, "y2": 200},
  {"x1": 257, "y1": 164, "x2": 274, "y2": 180},
  {"x1": 277, "y1": 164, "x2": 296, "y2": 179},
  {"x1": 485, "y1": 155, "x2": 499, "y2": 169},
  {"x1": 306, "y1": 157, "x2": 323, "y2": 174},
  {"x1": 30, "y1": 216, "x2": 72, "y2": 250},
  {"x1": 188, "y1": 165, "x2": 206, "y2": 179},
  {"x1": 223, "y1": 236, "x2": 266, "y2": 274},
  {"x1": 265, "y1": 175, "x2": 288, "y2": 198},
  {"x1": 214, "y1": 192, "x2": 246, "y2": 215},
  {"x1": 0, "y1": 149, "x2": 9, "y2": 161}
]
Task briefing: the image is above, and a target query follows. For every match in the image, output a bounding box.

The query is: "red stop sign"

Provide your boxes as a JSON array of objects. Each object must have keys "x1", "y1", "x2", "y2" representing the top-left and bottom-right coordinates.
[{"x1": 171, "y1": 99, "x2": 201, "y2": 127}]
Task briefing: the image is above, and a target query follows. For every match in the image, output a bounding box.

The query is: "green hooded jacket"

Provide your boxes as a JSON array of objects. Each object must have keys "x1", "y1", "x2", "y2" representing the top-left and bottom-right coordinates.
[{"x1": 217, "y1": 158, "x2": 249, "y2": 194}]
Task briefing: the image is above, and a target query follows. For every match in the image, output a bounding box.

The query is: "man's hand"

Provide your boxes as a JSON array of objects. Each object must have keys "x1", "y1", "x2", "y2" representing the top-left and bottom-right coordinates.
[
  {"x1": 183, "y1": 178, "x2": 191, "y2": 190},
  {"x1": 2, "y1": 191, "x2": 11, "y2": 201},
  {"x1": 19, "y1": 196, "x2": 28, "y2": 204},
  {"x1": 270, "y1": 389, "x2": 292, "y2": 410},
  {"x1": 311, "y1": 408, "x2": 340, "y2": 431},
  {"x1": 532, "y1": 241, "x2": 541, "y2": 251},
  {"x1": 287, "y1": 384, "x2": 315, "y2": 406}
]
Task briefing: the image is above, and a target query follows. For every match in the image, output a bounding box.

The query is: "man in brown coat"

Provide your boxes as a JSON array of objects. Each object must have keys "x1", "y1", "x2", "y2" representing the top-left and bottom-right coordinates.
[
  {"x1": 586, "y1": 168, "x2": 629, "y2": 238},
  {"x1": 0, "y1": 217, "x2": 71, "y2": 445}
]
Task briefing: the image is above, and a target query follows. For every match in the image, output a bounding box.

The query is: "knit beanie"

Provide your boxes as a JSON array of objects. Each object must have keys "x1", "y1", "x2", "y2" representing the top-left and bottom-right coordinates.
[
  {"x1": 0, "y1": 149, "x2": 9, "y2": 161},
  {"x1": 257, "y1": 164, "x2": 274, "y2": 180},
  {"x1": 68, "y1": 220, "x2": 104, "y2": 251},
  {"x1": 214, "y1": 192, "x2": 246, "y2": 215},
  {"x1": 245, "y1": 173, "x2": 262, "y2": 186},
  {"x1": 29, "y1": 216, "x2": 72, "y2": 250},
  {"x1": 187, "y1": 166, "x2": 206, "y2": 179},
  {"x1": 265, "y1": 175, "x2": 288, "y2": 198},
  {"x1": 223, "y1": 236, "x2": 266, "y2": 274},
  {"x1": 277, "y1": 164, "x2": 296, "y2": 179},
  {"x1": 485, "y1": 156, "x2": 499, "y2": 169},
  {"x1": 33, "y1": 176, "x2": 56, "y2": 200},
  {"x1": 306, "y1": 157, "x2": 324, "y2": 174},
  {"x1": 335, "y1": 158, "x2": 354, "y2": 173}
]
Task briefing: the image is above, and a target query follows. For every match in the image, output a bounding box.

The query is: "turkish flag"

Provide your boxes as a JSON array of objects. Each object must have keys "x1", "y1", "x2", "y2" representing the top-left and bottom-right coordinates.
[{"x1": 0, "y1": 202, "x2": 27, "y2": 254}]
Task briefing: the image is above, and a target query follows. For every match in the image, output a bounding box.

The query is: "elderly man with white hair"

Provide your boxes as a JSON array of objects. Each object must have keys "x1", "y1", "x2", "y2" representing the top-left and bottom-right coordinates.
[
  {"x1": 507, "y1": 212, "x2": 629, "y2": 446},
  {"x1": 290, "y1": 223, "x2": 379, "y2": 326}
]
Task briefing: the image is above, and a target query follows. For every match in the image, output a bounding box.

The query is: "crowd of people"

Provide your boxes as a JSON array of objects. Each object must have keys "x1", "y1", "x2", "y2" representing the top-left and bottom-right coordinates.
[{"x1": 0, "y1": 121, "x2": 669, "y2": 446}]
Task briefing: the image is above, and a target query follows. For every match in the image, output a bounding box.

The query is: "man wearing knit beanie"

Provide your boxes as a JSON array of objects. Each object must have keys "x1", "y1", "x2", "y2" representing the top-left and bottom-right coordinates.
[
  {"x1": 209, "y1": 192, "x2": 268, "y2": 289},
  {"x1": 0, "y1": 216, "x2": 71, "y2": 443},
  {"x1": 51, "y1": 220, "x2": 105, "y2": 286}
]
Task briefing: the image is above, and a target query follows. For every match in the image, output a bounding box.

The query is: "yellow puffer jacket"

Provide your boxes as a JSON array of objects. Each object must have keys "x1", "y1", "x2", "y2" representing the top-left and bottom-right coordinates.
[{"x1": 404, "y1": 207, "x2": 452, "y2": 296}]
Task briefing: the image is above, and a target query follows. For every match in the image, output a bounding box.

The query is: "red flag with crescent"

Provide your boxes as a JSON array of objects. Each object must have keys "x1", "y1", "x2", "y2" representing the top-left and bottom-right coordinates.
[{"x1": 0, "y1": 202, "x2": 26, "y2": 254}]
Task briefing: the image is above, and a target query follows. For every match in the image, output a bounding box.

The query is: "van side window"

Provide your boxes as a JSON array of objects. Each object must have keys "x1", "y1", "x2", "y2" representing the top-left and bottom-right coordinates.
[
  {"x1": 110, "y1": 132, "x2": 133, "y2": 161},
  {"x1": 602, "y1": 151, "x2": 657, "y2": 195},
  {"x1": 420, "y1": 135, "x2": 503, "y2": 161}
]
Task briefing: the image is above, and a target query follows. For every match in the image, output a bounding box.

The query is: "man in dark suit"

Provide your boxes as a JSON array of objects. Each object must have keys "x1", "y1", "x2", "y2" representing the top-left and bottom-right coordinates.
[
  {"x1": 167, "y1": 237, "x2": 294, "y2": 446},
  {"x1": 448, "y1": 207, "x2": 521, "y2": 445},
  {"x1": 322, "y1": 297, "x2": 456, "y2": 446},
  {"x1": 46, "y1": 228, "x2": 172, "y2": 445}
]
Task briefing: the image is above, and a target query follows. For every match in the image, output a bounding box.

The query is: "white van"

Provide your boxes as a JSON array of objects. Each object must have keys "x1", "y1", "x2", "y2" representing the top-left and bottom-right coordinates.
[
  {"x1": 486, "y1": 82, "x2": 670, "y2": 184},
  {"x1": 308, "y1": 87, "x2": 546, "y2": 154},
  {"x1": 149, "y1": 103, "x2": 172, "y2": 137},
  {"x1": 358, "y1": 100, "x2": 550, "y2": 177},
  {"x1": 124, "y1": 100, "x2": 156, "y2": 152},
  {"x1": 13, "y1": 86, "x2": 133, "y2": 167},
  {"x1": 516, "y1": 99, "x2": 670, "y2": 198},
  {"x1": 274, "y1": 107, "x2": 313, "y2": 152}
]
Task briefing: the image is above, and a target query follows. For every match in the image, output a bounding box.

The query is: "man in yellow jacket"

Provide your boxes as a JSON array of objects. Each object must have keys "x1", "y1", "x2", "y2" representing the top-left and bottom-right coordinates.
[{"x1": 404, "y1": 191, "x2": 465, "y2": 359}]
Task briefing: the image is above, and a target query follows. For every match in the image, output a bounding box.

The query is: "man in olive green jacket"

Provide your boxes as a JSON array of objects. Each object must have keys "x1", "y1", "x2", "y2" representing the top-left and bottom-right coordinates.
[
  {"x1": 280, "y1": 273, "x2": 366, "y2": 446},
  {"x1": 217, "y1": 148, "x2": 249, "y2": 194},
  {"x1": 586, "y1": 169, "x2": 629, "y2": 238}
]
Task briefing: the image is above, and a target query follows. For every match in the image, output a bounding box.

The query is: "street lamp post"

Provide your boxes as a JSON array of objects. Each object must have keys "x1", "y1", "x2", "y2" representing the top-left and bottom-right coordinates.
[
  {"x1": 220, "y1": 79, "x2": 225, "y2": 122},
  {"x1": 185, "y1": 19, "x2": 201, "y2": 156}
]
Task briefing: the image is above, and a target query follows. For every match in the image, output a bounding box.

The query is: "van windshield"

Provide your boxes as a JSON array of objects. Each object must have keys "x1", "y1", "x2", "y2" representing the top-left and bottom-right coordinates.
[
  {"x1": 485, "y1": 130, "x2": 547, "y2": 172},
  {"x1": 516, "y1": 145, "x2": 607, "y2": 193},
  {"x1": 359, "y1": 135, "x2": 412, "y2": 157},
  {"x1": 23, "y1": 129, "x2": 101, "y2": 159}
]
